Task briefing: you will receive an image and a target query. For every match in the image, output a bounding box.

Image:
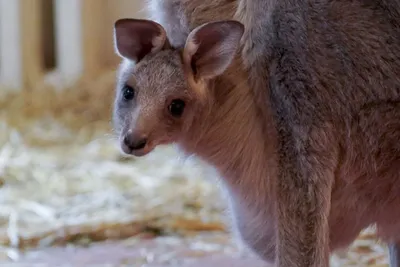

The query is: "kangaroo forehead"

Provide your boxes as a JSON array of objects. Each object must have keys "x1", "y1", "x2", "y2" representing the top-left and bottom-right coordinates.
[{"x1": 133, "y1": 51, "x2": 187, "y2": 88}]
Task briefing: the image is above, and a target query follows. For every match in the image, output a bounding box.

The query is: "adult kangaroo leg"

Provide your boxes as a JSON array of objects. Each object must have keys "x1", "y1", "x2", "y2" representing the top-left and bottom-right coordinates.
[{"x1": 389, "y1": 243, "x2": 400, "y2": 267}]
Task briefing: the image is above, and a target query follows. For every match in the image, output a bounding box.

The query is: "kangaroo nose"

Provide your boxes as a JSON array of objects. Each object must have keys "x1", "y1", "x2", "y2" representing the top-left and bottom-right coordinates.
[{"x1": 123, "y1": 134, "x2": 147, "y2": 151}]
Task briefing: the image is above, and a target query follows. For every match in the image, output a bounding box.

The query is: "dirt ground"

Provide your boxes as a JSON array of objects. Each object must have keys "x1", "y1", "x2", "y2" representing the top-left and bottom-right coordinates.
[{"x1": 3, "y1": 234, "x2": 267, "y2": 267}]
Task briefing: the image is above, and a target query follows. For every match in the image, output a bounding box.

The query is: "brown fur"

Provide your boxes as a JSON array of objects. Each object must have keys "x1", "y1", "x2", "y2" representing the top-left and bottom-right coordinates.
[
  {"x1": 112, "y1": 1, "x2": 400, "y2": 267},
  {"x1": 234, "y1": 0, "x2": 400, "y2": 266}
]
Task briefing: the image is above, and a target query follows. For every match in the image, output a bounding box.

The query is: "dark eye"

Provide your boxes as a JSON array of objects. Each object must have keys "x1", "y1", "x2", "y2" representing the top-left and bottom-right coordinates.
[
  {"x1": 122, "y1": 85, "x2": 135, "y2": 101},
  {"x1": 168, "y1": 99, "x2": 186, "y2": 117}
]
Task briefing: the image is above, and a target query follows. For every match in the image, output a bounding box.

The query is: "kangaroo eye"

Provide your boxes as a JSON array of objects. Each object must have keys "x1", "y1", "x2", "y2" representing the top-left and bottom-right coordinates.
[
  {"x1": 122, "y1": 85, "x2": 135, "y2": 101},
  {"x1": 168, "y1": 99, "x2": 186, "y2": 117}
]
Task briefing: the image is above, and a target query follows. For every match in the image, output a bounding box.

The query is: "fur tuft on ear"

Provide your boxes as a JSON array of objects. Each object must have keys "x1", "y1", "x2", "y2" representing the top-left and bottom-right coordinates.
[
  {"x1": 183, "y1": 20, "x2": 244, "y2": 81},
  {"x1": 113, "y1": 18, "x2": 168, "y2": 63}
]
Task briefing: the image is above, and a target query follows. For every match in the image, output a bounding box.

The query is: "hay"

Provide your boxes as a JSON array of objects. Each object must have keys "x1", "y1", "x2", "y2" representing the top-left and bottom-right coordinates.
[{"x1": 0, "y1": 73, "x2": 391, "y2": 266}]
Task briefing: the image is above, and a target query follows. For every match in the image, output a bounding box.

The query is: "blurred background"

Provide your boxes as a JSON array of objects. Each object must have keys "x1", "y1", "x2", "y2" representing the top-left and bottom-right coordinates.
[{"x1": 0, "y1": 0, "x2": 389, "y2": 266}]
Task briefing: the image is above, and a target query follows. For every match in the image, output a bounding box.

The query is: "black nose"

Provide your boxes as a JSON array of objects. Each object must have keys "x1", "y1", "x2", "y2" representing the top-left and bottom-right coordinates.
[{"x1": 123, "y1": 134, "x2": 147, "y2": 150}]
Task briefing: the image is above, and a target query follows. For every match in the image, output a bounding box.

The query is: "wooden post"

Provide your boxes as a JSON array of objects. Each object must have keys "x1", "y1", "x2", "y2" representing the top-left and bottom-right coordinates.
[
  {"x1": 0, "y1": 0, "x2": 23, "y2": 89},
  {"x1": 19, "y1": 0, "x2": 44, "y2": 90},
  {"x1": 81, "y1": 0, "x2": 107, "y2": 79}
]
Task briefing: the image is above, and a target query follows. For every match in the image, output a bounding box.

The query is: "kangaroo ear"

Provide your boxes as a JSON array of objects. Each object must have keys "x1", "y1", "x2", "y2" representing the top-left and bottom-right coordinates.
[
  {"x1": 114, "y1": 18, "x2": 168, "y2": 63},
  {"x1": 183, "y1": 20, "x2": 244, "y2": 81}
]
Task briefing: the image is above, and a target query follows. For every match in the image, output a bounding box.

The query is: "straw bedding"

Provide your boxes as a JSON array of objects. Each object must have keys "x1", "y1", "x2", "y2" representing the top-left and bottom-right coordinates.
[{"x1": 0, "y1": 72, "x2": 390, "y2": 266}]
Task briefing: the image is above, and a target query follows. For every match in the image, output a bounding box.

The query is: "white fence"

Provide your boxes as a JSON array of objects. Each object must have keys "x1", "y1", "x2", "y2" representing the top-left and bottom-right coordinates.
[{"x1": 0, "y1": 0, "x2": 145, "y2": 91}]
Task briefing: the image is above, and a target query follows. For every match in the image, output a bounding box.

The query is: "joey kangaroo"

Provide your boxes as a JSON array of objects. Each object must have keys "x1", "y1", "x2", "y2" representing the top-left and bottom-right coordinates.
[{"x1": 112, "y1": 0, "x2": 400, "y2": 266}]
